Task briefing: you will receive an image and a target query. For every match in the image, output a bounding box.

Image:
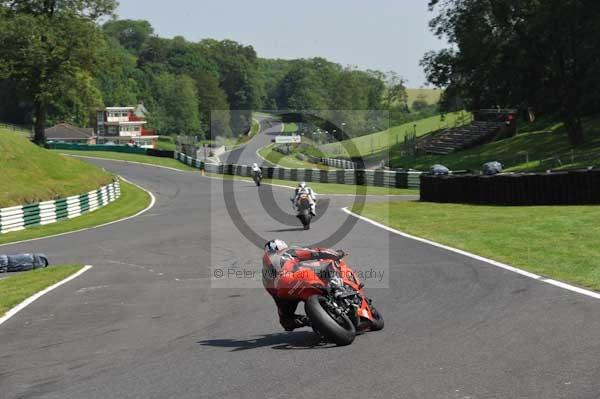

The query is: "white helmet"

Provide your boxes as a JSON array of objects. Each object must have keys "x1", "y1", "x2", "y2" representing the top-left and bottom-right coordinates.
[
  {"x1": 298, "y1": 182, "x2": 307, "y2": 189},
  {"x1": 265, "y1": 239, "x2": 288, "y2": 254},
  {"x1": 252, "y1": 163, "x2": 258, "y2": 168}
]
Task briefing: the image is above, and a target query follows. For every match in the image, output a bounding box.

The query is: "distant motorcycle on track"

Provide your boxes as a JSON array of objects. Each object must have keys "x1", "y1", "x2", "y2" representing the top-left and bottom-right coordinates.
[
  {"x1": 251, "y1": 163, "x2": 262, "y2": 186},
  {"x1": 295, "y1": 192, "x2": 313, "y2": 229},
  {"x1": 252, "y1": 171, "x2": 262, "y2": 186}
]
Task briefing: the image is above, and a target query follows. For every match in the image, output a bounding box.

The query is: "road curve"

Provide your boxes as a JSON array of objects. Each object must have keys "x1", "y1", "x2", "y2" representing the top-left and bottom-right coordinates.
[
  {"x1": 219, "y1": 115, "x2": 282, "y2": 167},
  {"x1": 0, "y1": 159, "x2": 599, "y2": 399}
]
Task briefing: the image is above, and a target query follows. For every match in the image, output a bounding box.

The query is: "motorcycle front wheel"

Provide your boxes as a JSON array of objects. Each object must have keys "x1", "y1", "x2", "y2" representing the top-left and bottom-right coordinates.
[
  {"x1": 305, "y1": 295, "x2": 356, "y2": 346},
  {"x1": 369, "y1": 305, "x2": 384, "y2": 331}
]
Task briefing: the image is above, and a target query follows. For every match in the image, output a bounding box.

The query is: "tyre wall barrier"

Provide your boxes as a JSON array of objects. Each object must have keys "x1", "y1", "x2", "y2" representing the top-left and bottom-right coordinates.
[
  {"x1": 420, "y1": 170, "x2": 600, "y2": 205},
  {"x1": 146, "y1": 149, "x2": 175, "y2": 158},
  {"x1": 0, "y1": 180, "x2": 121, "y2": 234},
  {"x1": 175, "y1": 152, "x2": 421, "y2": 189},
  {"x1": 322, "y1": 158, "x2": 358, "y2": 169}
]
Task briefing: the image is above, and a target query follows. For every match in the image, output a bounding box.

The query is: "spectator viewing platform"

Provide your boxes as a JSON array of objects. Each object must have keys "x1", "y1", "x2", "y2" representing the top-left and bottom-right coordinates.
[{"x1": 96, "y1": 104, "x2": 157, "y2": 148}]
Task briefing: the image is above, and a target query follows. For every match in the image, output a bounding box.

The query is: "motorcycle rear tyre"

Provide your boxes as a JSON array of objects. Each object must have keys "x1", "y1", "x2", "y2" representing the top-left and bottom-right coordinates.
[{"x1": 299, "y1": 214, "x2": 311, "y2": 230}]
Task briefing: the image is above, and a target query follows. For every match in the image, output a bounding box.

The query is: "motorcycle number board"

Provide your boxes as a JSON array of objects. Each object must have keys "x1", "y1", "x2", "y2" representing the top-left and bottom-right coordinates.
[{"x1": 275, "y1": 135, "x2": 302, "y2": 144}]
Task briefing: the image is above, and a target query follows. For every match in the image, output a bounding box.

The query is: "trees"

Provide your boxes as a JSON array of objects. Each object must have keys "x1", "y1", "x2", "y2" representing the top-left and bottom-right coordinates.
[
  {"x1": 383, "y1": 72, "x2": 407, "y2": 110},
  {"x1": 198, "y1": 39, "x2": 260, "y2": 135},
  {"x1": 193, "y1": 71, "x2": 230, "y2": 138},
  {"x1": 423, "y1": 0, "x2": 600, "y2": 145},
  {"x1": 0, "y1": 9, "x2": 406, "y2": 143},
  {"x1": 94, "y1": 38, "x2": 143, "y2": 107},
  {"x1": 149, "y1": 73, "x2": 200, "y2": 136},
  {"x1": 0, "y1": 0, "x2": 117, "y2": 144},
  {"x1": 102, "y1": 19, "x2": 154, "y2": 54}
]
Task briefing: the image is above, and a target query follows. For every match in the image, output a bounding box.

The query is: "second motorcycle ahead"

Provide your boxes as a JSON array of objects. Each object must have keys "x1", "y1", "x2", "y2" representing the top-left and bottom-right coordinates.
[
  {"x1": 290, "y1": 182, "x2": 317, "y2": 231},
  {"x1": 251, "y1": 163, "x2": 262, "y2": 186}
]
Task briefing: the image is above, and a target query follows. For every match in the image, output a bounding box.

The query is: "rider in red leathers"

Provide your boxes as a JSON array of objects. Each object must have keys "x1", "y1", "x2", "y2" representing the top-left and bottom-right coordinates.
[{"x1": 262, "y1": 239, "x2": 346, "y2": 331}]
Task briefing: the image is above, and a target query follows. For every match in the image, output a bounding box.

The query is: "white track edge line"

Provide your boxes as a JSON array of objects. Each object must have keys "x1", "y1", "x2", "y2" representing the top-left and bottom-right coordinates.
[
  {"x1": 0, "y1": 265, "x2": 93, "y2": 327},
  {"x1": 342, "y1": 207, "x2": 600, "y2": 300},
  {"x1": 0, "y1": 177, "x2": 156, "y2": 248}
]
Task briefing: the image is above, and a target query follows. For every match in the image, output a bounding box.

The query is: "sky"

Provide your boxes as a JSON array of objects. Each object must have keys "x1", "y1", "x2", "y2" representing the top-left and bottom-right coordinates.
[{"x1": 116, "y1": 0, "x2": 448, "y2": 87}]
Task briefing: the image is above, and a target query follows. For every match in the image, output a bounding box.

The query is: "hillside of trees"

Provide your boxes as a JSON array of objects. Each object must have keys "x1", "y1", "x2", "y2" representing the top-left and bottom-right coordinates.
[
  {"x1": 0, "y1": 1, "x2": 438, "y2": 144},
  {"x1": 422, "y1": 0, "x2": 600, "y2": 145}
]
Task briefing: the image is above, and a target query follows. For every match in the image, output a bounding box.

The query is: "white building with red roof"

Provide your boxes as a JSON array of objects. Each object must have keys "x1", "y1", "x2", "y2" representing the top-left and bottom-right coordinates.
[{"x1": 95, "y1": 104, "x2": 158, "y2": 148}]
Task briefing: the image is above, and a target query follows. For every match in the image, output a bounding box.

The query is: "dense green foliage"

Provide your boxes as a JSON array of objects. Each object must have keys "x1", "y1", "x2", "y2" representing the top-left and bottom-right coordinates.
[
  {"x1": 0, "y1": 0, "x2": 117, "y2": 144},
  {"x1": 423, "y1": 0, "x2": 600, "y2": 145},
  {"x1": 0, "y1": 7, "x2": 442, "y2": 143}
]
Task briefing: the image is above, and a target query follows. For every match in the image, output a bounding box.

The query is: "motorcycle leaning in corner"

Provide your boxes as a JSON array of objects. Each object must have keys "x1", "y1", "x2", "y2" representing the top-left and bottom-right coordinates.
[{"x1": 264, "y1": 245, "x2": 384, "y2": 346}]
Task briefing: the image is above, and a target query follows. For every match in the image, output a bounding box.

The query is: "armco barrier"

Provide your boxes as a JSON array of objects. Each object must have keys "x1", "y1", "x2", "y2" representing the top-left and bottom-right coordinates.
[
  {"x1": 420, "y1": 170, "x2": 600, "y2": 205},
  {"x1": 0, "y1": 180, "x2": 121, "y2": 234},
  {"x1": 175, "y1": 152, "x2": 421, "y2": 189}
]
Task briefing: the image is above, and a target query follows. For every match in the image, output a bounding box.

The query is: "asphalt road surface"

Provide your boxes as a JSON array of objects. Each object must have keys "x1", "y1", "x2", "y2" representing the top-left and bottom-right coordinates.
[
  {"x1": 1, "y1": 159, "x2": 599, "y2": 399},
  {"x1": 219, "y1": 115, "x2": 281, "y2": 166}
]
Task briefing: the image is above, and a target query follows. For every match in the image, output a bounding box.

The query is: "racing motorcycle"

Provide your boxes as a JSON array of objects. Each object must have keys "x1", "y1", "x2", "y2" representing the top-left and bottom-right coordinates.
[
  {"x1": 274, "y1": 257, "x2": 384, "y2": 346},
  {"x1": 295, "y1": 192, "x2": 312, "y2": 230},
  {"x1": 252, "y1": 171, "x2": 262, "y2": 186}
]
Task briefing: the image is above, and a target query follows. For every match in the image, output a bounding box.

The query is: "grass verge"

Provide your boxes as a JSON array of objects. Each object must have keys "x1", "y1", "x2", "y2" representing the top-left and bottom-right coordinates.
[
  {"x1": 259, "y1": 144, "x2": 334, "y2": 170},
  {"x1": 155, "y1": 136, "x2": 176, "y2": 151},
  {"x1": 406, "y1": 88, "x2": 443, "y2": 105},
  {"x1": 353, "y1": 201, "x2": 600, "y2": 291},
  {"x1": 283, "y1": 122, "x2": 298, "y2": 133},
  {"x1": 54, "y1": 150, "x2": 197, "y2": 171},
  {"x1": 390, "y1": 116, "x2": 600, "y2": 171},
  {"x1": 0, "y1": 129, "x2": 113, "y2": 207},
  {"x1": 0, "y1": 179, "x2": 151, "y2": 245},
  {"x1": 0, "y1": 265, "x2": 83, "y2": 316},
  {"x1": 322, "y1": 111, "x2": 470, "y2": 158}
]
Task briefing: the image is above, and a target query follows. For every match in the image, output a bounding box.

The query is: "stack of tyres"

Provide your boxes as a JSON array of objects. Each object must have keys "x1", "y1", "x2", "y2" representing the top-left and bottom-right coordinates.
[
  {"x1": 0, "y1": 255, "x2": 7, "y2": 273},
  {"x1": 419, "y1": 175, "x2": 430, "y2": 201},
  {"x1": 304, "y1": 169, "x2": 313, "y2": 183},
  {"x1": 512, "y1": 174, "x2": 528, "y2": 205},
  {"x1": 591, "y1": 171, "x2": 600, "y2": 203},
  {"x1": 319, "y1": 169, "x2": 329, "y2": 184},
  {"x1": 457, "y1": 175, "x2": 470, "y2": 203},
  {"x1": 0, "y1": 254, "x2": 49, "y2": 273},
  {"x1": 478, "y1": 175, "x2": 490, "y2": 204},
  {"x1": 555, "y1": 172, "x2": 569, "y2": 204},
  {"x1": 354, "y1": 170, "x2": 366, "y2": 187},
  {"x1": 419, "y1": 170, "x2": 600, "y2": 205},
  {"x1": 539, "y1": 173, "x2": 554, "y2": 205}
]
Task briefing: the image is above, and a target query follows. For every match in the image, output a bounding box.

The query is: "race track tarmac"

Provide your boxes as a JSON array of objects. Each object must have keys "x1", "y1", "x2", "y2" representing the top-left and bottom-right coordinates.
[{"x1": 1, "y1": 159, "x2": 599, "y2": 399}]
